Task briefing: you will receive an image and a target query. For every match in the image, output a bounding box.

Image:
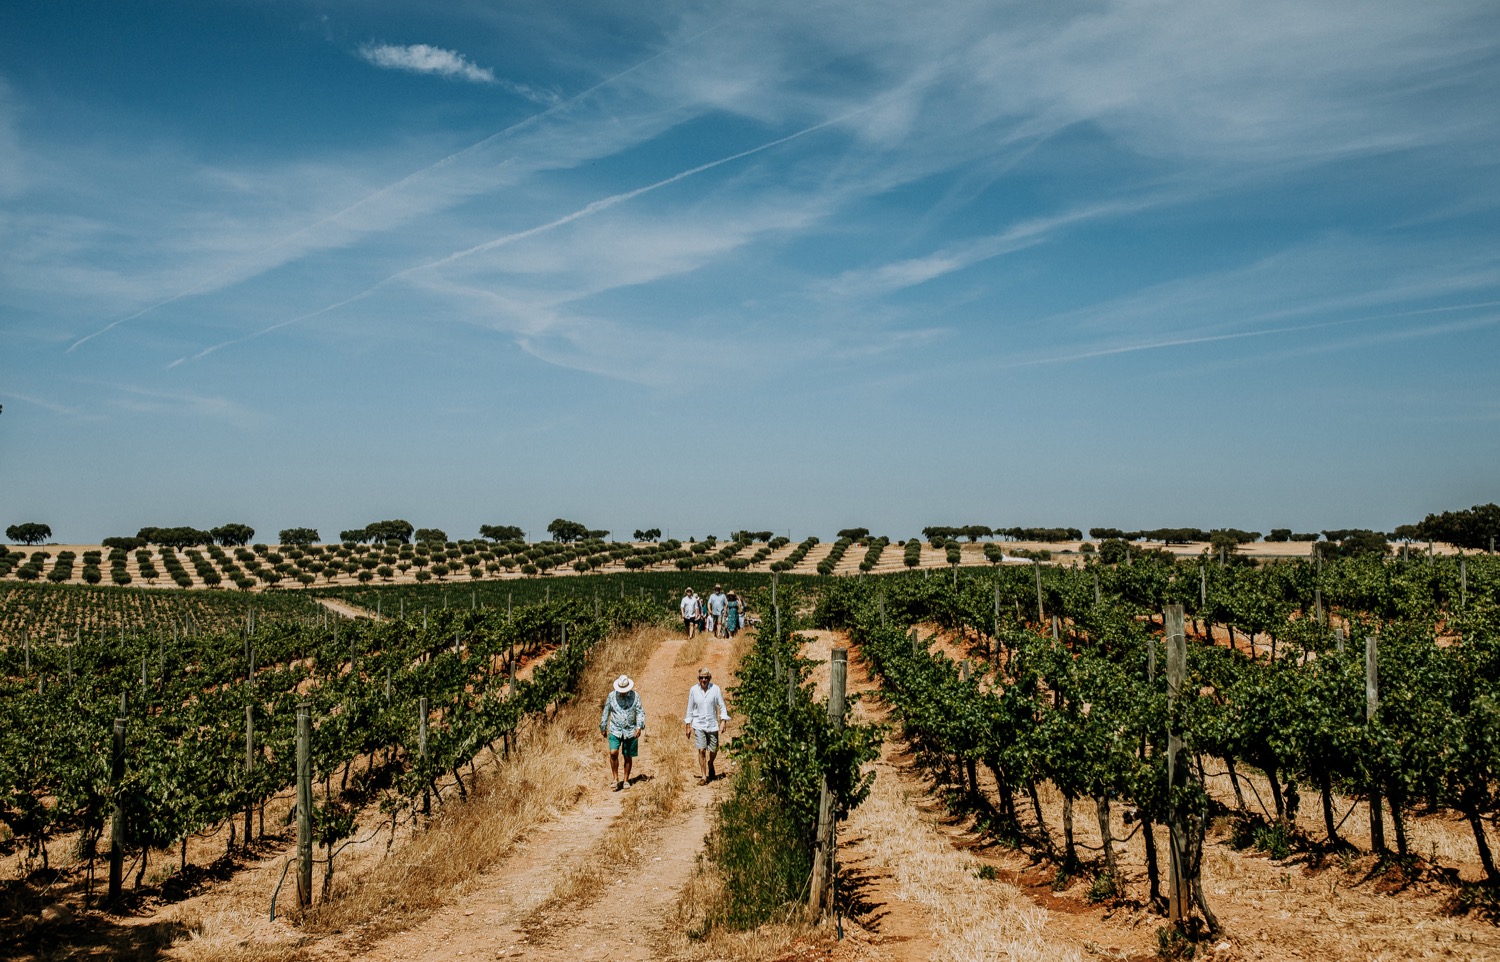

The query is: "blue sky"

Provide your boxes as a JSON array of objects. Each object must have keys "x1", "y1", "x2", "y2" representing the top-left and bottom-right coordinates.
[{"x1": 2, "y1": 0, "x2": 1498, "y2": 543}]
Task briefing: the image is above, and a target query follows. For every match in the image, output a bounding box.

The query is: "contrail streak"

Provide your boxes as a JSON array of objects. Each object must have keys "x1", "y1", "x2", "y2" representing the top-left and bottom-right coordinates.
[
  {"x1": 169, "y1": 109, "x2": 856, "y2": 368},
  {"x1": 71, "y1": 14, "x2": 740, "y2": 355},
  {"x1": 999, "y1": 299, "x2": 1500, "y2": 369}
]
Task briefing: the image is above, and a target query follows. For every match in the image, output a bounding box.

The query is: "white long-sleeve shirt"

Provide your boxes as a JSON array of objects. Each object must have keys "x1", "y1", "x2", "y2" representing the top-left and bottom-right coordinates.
[{"x1": 684, "y1": 683, "x2": 730, "y2": 732}]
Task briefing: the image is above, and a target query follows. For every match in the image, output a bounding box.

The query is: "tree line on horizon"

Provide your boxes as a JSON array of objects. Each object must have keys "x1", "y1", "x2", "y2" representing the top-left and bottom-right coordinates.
[{"x1": 5, "y1": 504, "x2": 1498, "y2": 553}]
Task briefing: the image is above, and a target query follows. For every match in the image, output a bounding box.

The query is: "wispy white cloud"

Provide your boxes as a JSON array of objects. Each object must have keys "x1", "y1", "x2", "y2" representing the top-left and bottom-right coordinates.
[
  {"x1": 59, "y1": 34, "x2": 710, "y2": 352},
  {"x1": 16, "y1": 0, "x2": 1500, "y2": 400},
  {"x1": 823, "y1": 192, "x2": 1191, "y2": 298},
  {"x1": 166, "y1": 108, "x2": 861, "y2": 368},
  {"x1": 357, "y1": 41, "x2": 563, "y2": 104},
  {"x1": 980, "y1": 238, "x2": 1500, "y2": 369},
  {"x1": 357, "y1": 42, "x2": 496, "y2": 85}
]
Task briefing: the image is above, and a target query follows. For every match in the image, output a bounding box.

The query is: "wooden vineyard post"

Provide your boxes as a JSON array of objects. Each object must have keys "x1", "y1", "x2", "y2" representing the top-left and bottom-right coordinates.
[
  {"x1": 1334, "y1": 627, "x2": 1346, "y2": 653},
  {"x1": 296, "y1": 703, "x2": 312, "y2": 910},
  {"x1": 1095, "y1": 571, "x2": 1102, "y2": 606},
  {"x1": 1141, "y1": 636, "x2": 1162, "y2": 906},
  {"x1": 994, "y1": 581, "x2": 1002, "y2": 663},
  {"x1": 419, "y1": 697, "x2": 431, "y2": 816},
  {"x1": 1366, "y1": 635, "x2": 1385, "y2": 853},
  {"x1": 108, "y1": 716, "x2": 126, "y2": 906},
  {"x1": 1034, "y1": 561, "x2": 1045, "y2": 625},
  {"x1": 1461, "y1": 558, "x2": 1467, "y2": 609},
  {"x1": 808, "y1": 649, "x2": 848, "y2": 919},
  {"x1": 244, "y1": 706, "x2": 255, "y2": 849},
  {"x1": 1164, "y1": 605, "x2": 1192, "y2": 927}
]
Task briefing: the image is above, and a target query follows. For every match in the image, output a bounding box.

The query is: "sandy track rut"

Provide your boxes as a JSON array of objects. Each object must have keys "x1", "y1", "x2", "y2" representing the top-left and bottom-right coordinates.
[{"x1": 358, "y1": 630, "x2": 736, "y2": 962}]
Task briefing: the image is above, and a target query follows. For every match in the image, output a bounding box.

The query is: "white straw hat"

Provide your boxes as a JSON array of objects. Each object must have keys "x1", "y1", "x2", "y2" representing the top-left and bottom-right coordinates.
[{"x1": 613, "y1": 674, "x2": 634, "y2": 694}]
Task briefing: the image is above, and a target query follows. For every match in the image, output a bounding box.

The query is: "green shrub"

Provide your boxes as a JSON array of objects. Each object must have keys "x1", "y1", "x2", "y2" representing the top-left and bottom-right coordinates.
[
  {"x1": 1086, "y1": 870, "x2": 1118, "y2": 903},
  {"x1": 700, "y1": 760, "x2": 811, "y2": 929}
]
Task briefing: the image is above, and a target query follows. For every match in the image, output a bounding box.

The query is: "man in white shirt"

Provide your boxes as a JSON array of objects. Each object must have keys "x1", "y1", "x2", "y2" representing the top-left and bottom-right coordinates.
[
  {"x1": 706, "y1": 585, "x2": 728, "y2": 639},
  {"x1": 679, "y1": 588, "x2": 701, "y2": 638},
  {"x1": 683, "y1": 667, "x2": 731, "y2": 784}
]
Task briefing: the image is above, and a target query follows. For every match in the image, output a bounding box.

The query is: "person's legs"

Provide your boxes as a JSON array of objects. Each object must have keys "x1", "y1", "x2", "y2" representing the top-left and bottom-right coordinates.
[
  {"x1": 694, "y1": 728, "x2": 710, "y2": 780},
  {"x1": 623, "y1": 736, "x2": 638, "y2": 784},
  {"x1": 609, "y1": 748, "x2": 621, "y2": 787},
  {"x1": 705, "y1": 730, "x2": 720, "y2": 780}
]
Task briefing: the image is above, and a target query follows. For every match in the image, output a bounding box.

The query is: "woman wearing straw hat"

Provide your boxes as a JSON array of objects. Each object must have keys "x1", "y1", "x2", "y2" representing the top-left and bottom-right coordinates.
[{"x1": 600, "y1": 674, "x2": 646, "y2": 791}]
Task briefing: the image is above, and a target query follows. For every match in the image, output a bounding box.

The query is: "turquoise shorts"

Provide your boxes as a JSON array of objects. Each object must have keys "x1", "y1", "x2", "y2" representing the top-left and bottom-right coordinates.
[{"x1": 608, "y1": 734, "x2": 640, "y2": 757}]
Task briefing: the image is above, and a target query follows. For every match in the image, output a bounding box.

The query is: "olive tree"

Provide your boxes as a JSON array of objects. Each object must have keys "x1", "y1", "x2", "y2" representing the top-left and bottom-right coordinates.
[{"x1": 5, "y1": 522, "x2": 51, "y2": 545}]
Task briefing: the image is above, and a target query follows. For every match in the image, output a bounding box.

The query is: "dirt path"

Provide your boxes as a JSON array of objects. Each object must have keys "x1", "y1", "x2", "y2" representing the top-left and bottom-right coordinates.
[
  {"x1": 314, "y1": 596, "x2": 381, "y2": 620},
  {"x1": 352, "y1": 629, "x2": 738, "y2": 962}
]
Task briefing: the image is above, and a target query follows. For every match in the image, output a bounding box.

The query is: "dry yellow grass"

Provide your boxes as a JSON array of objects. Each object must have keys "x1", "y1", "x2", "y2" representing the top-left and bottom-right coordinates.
[
  {"x1": 844, "y1": 772, "x2": 1082, "y2": 962},
  {"x1": 675, "y1": 632, "x2": 708, "y2": 667}
]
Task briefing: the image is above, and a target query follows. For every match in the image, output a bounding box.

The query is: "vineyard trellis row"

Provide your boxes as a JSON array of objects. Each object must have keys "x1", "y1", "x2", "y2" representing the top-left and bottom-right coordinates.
[
  {"x1": 814, "y1": 552, "x2": 1500, "y2": 934},
  {"x1": 0, "y1": 594, "x2": 659, "y2": 907}
]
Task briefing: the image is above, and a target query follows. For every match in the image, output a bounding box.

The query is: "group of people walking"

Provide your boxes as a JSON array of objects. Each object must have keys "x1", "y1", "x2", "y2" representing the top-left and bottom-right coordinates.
[
  {"x1": 597, "y1": 585, "x2": 748, "y2": 792},
  {"x1": 678, "y1": 585, "x2": 744, "y2": 639},
  {"x1": 599, "y1": 666, "x2": 730, "y2": 791}
]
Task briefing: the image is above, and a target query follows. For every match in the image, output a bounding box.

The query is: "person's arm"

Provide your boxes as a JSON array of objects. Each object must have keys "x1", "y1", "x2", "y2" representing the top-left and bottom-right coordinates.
[
  {"x1": 717, "y1": 688, "x2": 731, "y2": 723},
  {"x1": 600, "y1": 695, "x2": 611, "y2": 734},
  {"x1": 633, "y1": 695, "x2": 645, "y2": 738},
  {"x1": 684, "y1": 688, "x2": 695, "y2": 736}
]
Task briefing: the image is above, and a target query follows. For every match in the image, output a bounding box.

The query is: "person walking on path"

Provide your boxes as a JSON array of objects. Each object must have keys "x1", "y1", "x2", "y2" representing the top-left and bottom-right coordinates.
[
  {"x1": 706, "y1": 585, "x2": 728, "y2": 639},
  {"x1": 679, "y1": 588, "x2": 702, "y2": 639},
  {"x1": 684, "y1": 668, "x2": 731, "y2": 784},
  {"x1": 600, "y1": 675, "x2": 646, "y2": 791},
  {"x1": 723, "y1": 590, "x2": 742, "y2": 638}
]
